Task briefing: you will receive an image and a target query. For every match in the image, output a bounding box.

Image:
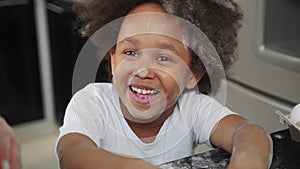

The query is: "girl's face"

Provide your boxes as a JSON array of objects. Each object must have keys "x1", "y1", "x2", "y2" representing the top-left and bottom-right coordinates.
[{"x1": 111, "y1": 3, "x2": 201, "y2": 123}]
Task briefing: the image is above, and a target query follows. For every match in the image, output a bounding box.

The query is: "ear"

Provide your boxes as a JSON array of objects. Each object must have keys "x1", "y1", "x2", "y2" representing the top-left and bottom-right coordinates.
[
  {"x1": 110, "y1": 49, "x2": 116, "y2": 76},
  {"x1": 185, "y1": 70, "x2": 206, "y2": 89}
]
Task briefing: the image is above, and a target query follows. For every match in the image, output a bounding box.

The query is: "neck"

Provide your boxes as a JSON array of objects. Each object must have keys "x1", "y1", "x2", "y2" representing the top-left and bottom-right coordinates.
[{"x1": 120, "y1": 101, "x2": 176, "y2": 142}]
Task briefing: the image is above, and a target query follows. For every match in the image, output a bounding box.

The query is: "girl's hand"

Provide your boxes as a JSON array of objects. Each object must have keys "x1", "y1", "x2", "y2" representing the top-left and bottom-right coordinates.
[
  {"x1": 58, "y1": 133, "x2": 159, "y2": 169},
  {"x1": 227, "y1": 121, "x2": 272, "y2": 169},
  {"x1": 210, "y1": 115, "x2": 272, "y2": 169},
  {"x1": 0, "y1": 117, "x2": 21, "y2": 169}
]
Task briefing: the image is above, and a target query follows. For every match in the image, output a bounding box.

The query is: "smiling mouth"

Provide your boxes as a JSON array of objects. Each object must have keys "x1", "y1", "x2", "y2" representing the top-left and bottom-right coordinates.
[
  {"x1": 129, "y1": 85, "x2": 159, "y2": 95},
  {"x1": 129, "y1": 85, "x2": 159, "y2": 104}
]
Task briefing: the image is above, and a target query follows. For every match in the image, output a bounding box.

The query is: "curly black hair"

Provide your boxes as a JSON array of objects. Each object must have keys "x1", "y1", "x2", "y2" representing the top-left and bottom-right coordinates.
[{"x1": 72, "y1": 0, "x2": 243, "y2": 94}]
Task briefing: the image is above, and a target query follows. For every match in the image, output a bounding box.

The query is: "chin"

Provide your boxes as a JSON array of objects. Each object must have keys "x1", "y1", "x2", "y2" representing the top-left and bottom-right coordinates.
[{"x1": 124, "y1": 100, "x2": 166, "y2": 123}]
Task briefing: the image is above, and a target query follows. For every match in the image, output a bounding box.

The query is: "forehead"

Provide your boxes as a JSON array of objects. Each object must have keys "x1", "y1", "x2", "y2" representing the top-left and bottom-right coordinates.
[
  {"x1": 128, "y1": 2, "x2": 166, "y2": 14},
  {"x1": 117, "y1": 3, "x2": 185, "y2": 43}
]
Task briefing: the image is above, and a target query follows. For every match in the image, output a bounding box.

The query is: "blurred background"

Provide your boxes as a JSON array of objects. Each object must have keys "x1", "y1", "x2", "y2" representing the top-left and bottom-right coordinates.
[
  {"x1": 0, "y1": 0, "x2": 299, "y2": 169},
  {"x1": 1, "y1": 0, "x2": 86, "y2": 168}
]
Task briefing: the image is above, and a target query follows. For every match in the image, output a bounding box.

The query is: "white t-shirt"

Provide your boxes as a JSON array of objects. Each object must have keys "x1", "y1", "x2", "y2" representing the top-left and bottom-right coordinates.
[{"x1": 58, "y1": 83, "x2": 236, "y2": 165}]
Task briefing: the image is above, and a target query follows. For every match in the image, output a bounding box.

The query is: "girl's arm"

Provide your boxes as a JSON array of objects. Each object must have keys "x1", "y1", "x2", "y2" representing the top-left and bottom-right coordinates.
[
  {"x1": 210, "y1": 114, "x2": 272, "y2": 169},
  {"x1": 57, "y1": 133, "x2": 159, "y2": 169}
]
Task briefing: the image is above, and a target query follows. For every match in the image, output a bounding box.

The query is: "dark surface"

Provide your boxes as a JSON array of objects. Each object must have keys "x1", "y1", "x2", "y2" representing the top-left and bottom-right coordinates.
[
  {"x1": 159, "y1": 149, "x2": 230, "y2": 169},
  {"x1": 47, "y1": 0, "x2": 87, "y2": 125},
  {"x1": 47, "y1": 0, "x2": 110, "y2": 125},
  {"x1": 159, "y1": 129, "x2": 300, "y2": 169},
  {"x1": 270, "y1": 129, "x2": 300, "y2": 169},
  {"x1": 0, "y1": 0, "x2": 44, "y2": 125}
]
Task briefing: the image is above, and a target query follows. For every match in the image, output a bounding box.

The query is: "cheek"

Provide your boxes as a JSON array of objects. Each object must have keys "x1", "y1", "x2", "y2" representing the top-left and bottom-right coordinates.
[
  {"x1": 113, "y1": 60, "x2": 133, "y2": 83},
  {"x1": 160, "y1": 73, "x2": 182, "y2": 93},
  {"x1": 163, "y1": 67, "x2": 191, "y2": 88},
  {"x1": 160, "y1": 75, "x2": 182, "y2": 106}
]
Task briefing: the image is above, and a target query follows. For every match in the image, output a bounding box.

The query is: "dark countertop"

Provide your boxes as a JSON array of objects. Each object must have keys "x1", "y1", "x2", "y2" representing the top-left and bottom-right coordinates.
[
  {"x1": 270, "y1": 129, "x2": 300, "y2": 169},
  {"x1": 159, "y1": 129, "x2": 300, "y2": 169},
  {"x1": 159, "y1": 149, "x2": 230, "y2": 169}
]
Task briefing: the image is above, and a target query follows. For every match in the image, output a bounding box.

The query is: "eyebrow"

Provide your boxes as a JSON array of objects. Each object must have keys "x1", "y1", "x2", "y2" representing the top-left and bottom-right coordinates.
[
  {"x1": 119, "y1": 37, "x2": 139, "y2": 45},
  {"x1": 118, "y1": 36, "x2": 180, "y2": 56}
]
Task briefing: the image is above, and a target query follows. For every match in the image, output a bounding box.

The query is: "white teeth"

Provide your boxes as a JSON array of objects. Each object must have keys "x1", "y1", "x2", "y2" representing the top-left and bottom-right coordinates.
[
  {"x1": 130, "y1": 86, "x2": 158, "y2": 95},
  {"x1": 142, "y1": 90, "x2": 147, "y2": 95}
]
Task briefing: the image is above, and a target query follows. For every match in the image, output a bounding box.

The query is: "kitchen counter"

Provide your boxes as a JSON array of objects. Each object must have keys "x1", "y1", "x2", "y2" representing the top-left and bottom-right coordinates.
[
  {"x1": 270, "y1": 129, "x2": 300, "y2": 169},
  {"x1": 159, "y1": 129, "x2": 300, "y2": 169},
  {"x1": 159, "y1": 148, "x2": 230, "y2": 169}
]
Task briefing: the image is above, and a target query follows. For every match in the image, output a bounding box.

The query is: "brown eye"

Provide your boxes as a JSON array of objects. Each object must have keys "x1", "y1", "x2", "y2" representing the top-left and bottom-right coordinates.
[
  {"x1": 158, "y1": 55, "x2": 172, "y2": 62},
  {"x1": 125, "y1": 50, "x2": 138, "y2": 58}
]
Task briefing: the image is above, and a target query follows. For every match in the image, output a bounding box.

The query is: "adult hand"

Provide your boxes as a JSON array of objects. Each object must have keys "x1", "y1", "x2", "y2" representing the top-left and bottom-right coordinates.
[{"x1": 0, "y1": 116, "x2": 21, "y2": 169}]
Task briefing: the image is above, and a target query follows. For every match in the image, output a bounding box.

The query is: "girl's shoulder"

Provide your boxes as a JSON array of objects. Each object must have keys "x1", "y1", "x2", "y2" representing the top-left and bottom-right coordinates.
[
  {"x1": 178, "y1": 89, "x2": 227, "y2": 114},
  {"x1": 179, "y1": 89, "x2": 212, "y2": 105},
  {"x1": 71, "y1": 83, "x2": 116, "y2": 104},
  {"x1": 74, "y1": 82, "x2": 114, "y2": 96}
]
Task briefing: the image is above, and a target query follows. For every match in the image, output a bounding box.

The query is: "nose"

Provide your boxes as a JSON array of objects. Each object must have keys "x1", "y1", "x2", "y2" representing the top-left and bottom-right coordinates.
[
  {"x1": 135, "y1": 68, "x2": 148, "y2": 78},
  {"x1": 133, "y1": 49, "x2": 157, "y2": 79},
  {"x1": 134, "y1": 67, "x2": 155, "y2": 79}
]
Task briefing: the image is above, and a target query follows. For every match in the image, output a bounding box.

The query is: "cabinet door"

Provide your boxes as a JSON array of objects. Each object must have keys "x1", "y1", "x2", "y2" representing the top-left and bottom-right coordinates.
[
  {"x1": 47, "y1": 0, "x2": 86, "y2": 124},
  {"x1": 47, "y1": 0, "x2": 109, "y2": 124},
  {"x1": 0, "y1": 0, "x2": 44, "y2": 125}
]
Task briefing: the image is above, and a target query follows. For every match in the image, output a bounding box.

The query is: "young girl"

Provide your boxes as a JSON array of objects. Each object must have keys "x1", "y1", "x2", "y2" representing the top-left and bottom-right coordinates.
[{"x1": 56, "y1": 1, "x2": 272, "y2": 169}]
